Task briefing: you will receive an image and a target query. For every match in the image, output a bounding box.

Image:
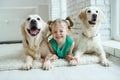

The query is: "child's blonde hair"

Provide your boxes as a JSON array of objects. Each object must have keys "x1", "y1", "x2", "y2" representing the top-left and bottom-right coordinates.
[{"x1": 48, "y1": 17, "x2": 74, "y2": 32}]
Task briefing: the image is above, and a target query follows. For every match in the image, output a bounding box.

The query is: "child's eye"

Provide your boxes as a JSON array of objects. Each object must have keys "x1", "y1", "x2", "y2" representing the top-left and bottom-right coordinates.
[{"x1": 60, "y1": 30, "x2": 63, "y2": 32}]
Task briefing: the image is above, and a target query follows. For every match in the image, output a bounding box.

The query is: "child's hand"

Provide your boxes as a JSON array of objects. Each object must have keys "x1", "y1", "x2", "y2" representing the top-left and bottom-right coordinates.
[
  {"x1": 66, "y1": 55, "x2": 78, "y2": 63},
  {"x1": 45, "y1": 54, "x2": 58, "y2": 62},
  {"x1": 66, "y1": 55, "x2": 78, "y2": 66},
  {"x1": 49, "y1": 54, "x2": 58, "y2": 61}
]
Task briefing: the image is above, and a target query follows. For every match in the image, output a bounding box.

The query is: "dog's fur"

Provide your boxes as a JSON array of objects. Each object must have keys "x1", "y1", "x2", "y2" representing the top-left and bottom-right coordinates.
[
  {"x1": 21, "y1": 14, "x2": 52, "y2": 70},
  {"x1": 73, "y1": 6, "x2": 110, "y2": 66},
  {"x1": 21, "y1": 15, "x2": 78, "y2": 70},
  {"x1": 21, "y1": 7, "x2": 109, "y2": 70}
]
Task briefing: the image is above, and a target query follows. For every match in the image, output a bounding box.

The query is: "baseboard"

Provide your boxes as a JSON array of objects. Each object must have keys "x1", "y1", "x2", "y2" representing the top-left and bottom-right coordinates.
[{"x1": 0, "y1": 40, "x2": 22, "y2": 44}]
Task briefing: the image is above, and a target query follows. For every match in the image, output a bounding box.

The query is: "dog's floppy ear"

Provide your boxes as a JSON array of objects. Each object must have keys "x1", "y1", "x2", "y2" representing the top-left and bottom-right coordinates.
[
  {"x1": 65, "y1": 16, "x2": 74, "y2": 30},
  {"x1": 21, "y1": 22, "x2": 27, "y2": 38},
  {"x1": 21, "y1": 21, "x2": 31, "y2": 45},
  {"x1": 79, "y1": 8, "x2": 87, "y2": 21},
  {"x1": 99, "y1": 9, "x2": 105, "y2": 22},
  {"x1": 39, "y1": 18, "x2": 51, "y2": 38}
]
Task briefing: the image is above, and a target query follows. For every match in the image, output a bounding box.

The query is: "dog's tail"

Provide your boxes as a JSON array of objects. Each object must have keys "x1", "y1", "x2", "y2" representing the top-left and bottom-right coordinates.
[{"x1": 52, "y1": 55, "x2": 100, "y2": 67}]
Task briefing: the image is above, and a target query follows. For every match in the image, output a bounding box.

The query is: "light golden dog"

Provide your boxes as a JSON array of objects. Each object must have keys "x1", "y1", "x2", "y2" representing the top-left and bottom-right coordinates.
[
  {"x1": 21, "y1": 15, "x2": 77, "y2": 70},
  {"x1": 73, "y1": 6, "x2": 110, "y2": 66},
  {"x1": 21, "y1": 14, "x2": 52, "y2": 70}
]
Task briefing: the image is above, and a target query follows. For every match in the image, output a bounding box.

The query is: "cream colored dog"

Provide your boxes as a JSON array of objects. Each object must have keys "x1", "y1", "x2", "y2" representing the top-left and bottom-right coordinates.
[
  {"x1": 73, "y1": 6, "x2": 110, "y2": 66},
  {"x1": 21, "y1": 14, "x2": 52, "y2": 70}
]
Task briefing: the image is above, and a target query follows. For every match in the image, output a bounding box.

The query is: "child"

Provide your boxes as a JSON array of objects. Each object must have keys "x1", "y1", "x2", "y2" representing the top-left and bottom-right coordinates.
[{"x1": 45, "y1": 17, "x2": 78, "y2": 65}]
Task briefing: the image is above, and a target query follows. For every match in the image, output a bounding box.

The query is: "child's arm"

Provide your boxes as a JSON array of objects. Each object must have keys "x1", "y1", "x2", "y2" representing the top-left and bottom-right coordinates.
[
  {"x1": 47, "y1": 42, "x2": 56, "y2": 55},
  {"x1": 66, "y1": 42, "x2": 78, "y2": 63},
  {"x1": 45, "y1": 42, "x2": 58, "y2": 61},
  {"x1": 65, "y1": 42, "x2": 75, "y2": 61},
  {"x1": 68, "y1": 42, "x2": 75, "y2": 55}
]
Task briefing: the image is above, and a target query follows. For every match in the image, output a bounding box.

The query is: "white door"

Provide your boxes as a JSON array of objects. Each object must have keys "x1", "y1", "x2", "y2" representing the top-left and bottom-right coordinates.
[{"x1": 0, "y1": 0, "x2": 50, "y2": 42}]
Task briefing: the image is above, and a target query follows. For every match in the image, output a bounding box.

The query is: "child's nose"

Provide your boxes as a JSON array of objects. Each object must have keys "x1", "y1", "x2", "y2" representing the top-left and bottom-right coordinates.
[{"x1": 56, "y1": 31, "x2": 60, "y2": 35}]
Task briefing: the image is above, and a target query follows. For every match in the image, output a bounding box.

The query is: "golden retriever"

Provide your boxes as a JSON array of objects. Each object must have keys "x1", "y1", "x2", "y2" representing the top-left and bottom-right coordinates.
[
  {"x1": 73, "y1": 6, "x2": 110, "y2": 66},
  {"x1": 21, "y1": 15, "x2": 77, "y2": 70},
  {"x1": 21, "y1": 14, "x2": 52, "y2": 70}
]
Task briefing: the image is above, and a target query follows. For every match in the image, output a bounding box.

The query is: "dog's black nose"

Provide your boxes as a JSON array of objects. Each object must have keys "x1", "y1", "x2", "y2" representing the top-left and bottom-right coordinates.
[
  {"x1": 30, "y1": 19, "x2": 37, "y2": 29},
  {"x1": 30, "y1": 19, "x2": 37, "y2": 25},
  {"x1": 92, "y1": 14, "x2": 97, "y2": 21}
]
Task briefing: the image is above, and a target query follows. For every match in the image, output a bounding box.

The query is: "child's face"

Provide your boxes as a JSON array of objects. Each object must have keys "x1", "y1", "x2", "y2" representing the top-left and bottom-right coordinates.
[{"x1": 51, "y1": 22, "x2": 68, "y2": 43}]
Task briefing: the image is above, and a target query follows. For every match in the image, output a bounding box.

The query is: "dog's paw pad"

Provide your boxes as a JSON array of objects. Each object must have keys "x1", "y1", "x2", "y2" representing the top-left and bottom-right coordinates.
[{"x1": 42, "y1": 60, "x2": 53, "y2": 70}]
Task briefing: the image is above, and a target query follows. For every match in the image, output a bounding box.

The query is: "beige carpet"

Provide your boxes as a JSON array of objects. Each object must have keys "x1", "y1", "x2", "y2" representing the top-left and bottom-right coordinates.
[
  {"x1": 0, "y1": 44, "x2": 120, "y2": 80},
  {"x1": 0, "y1": 43, "x2": 42, "y2": 70},
  {"x1": 0, "y1": 43, "x2": 100, "y2": 71}
]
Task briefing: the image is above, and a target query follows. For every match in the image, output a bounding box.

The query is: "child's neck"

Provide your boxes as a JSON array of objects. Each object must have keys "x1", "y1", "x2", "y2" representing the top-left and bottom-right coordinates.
[{"x1": 57, "y1": 37, "x2": 66, "y2": 48}]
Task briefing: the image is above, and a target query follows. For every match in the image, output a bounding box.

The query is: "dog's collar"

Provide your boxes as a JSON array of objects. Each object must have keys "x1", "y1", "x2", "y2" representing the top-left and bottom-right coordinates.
[{"x1": 82, "y1": 32, "x2": 98, "y2": 39}]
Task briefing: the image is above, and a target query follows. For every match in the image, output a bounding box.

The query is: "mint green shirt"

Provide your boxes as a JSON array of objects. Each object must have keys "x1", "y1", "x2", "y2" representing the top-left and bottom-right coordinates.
[{"x1": 49, "y1": 35, "x2": 74, "y2": 58}]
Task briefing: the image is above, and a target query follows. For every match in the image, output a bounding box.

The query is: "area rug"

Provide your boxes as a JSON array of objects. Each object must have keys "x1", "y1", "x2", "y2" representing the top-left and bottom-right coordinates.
[{"x1": 0, "y1": 43, "x2": 99, "y2": 71}]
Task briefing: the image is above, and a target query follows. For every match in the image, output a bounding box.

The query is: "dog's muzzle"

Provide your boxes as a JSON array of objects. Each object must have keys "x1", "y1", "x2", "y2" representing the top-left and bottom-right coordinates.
[
  {"x1": 88, "y1": 14, "x2": 97, "y2": 25},
  {"x1": 27, "y1": 19, "x2": 40, "y2": 36}
]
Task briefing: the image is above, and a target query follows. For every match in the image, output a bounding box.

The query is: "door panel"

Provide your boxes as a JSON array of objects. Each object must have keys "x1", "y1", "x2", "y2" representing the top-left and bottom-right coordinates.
[
  {"x1": 0, "y1": 5, "x2": 49, "y2": 42},
  {"x1": 0, "y1": 8, "x2": 36, "y2": 42}
]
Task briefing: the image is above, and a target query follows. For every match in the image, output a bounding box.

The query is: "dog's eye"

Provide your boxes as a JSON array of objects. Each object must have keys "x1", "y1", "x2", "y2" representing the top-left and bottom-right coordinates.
[
  {"x1": 96, "y1": 10, "x2": 98, "y2": 13},
  {"x1": 27, "y1": 17, "x2": 30, "y2": 21},
  {"x1": 87, "y1": 10, "x2": 91, "y2": 13},
  {"x1": 37, "y1": 18, "x2": 40, "y2": 20}
]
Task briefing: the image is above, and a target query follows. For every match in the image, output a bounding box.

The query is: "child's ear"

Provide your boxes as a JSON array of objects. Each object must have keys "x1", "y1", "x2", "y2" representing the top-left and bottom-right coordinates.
[{"x1": 65, "y1": 17, "x2": 74, "y2": 30}]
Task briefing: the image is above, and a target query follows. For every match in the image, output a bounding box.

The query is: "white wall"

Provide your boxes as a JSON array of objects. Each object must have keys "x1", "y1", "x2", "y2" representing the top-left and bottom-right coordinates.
[
  {"x1": 0, "y1": 0, "x2": 50, "y2": 42},
  {"x1": 0, "y1": 0, "x2": 111, "y2": 42},
  {"x1": 67, "y1": 0, "x2": 111, "y2": 41},
  {"x1": 50, "y1": 0, "x2": 67, "y2": 20},
  {"x1": 0, "y1": 0, "x2": 49, "y2": 7}
]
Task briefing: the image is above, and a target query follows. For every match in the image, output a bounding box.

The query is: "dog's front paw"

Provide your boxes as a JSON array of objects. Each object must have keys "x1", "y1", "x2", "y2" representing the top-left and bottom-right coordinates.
[
  {"x1": 22, "y1": 63, "x2": 33, "y2": 70},
  {"x1": 42, "y1": 60, "x2": 53, "y2": 70},
  {"x1": 69, "y1": 60, "x2": 78, "y2": 66},
  {"x1": 101, "y1": 59, "x2": 110, "y2": 67}
]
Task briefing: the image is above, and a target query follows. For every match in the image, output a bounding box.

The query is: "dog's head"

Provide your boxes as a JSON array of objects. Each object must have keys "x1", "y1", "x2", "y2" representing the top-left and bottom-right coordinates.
[
  {"x1": 22, "y1": 14, "x2": 46, "y2": 37},
  {"x1": 79, "y1": 6, "x2": 104, "y2": 27}
]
